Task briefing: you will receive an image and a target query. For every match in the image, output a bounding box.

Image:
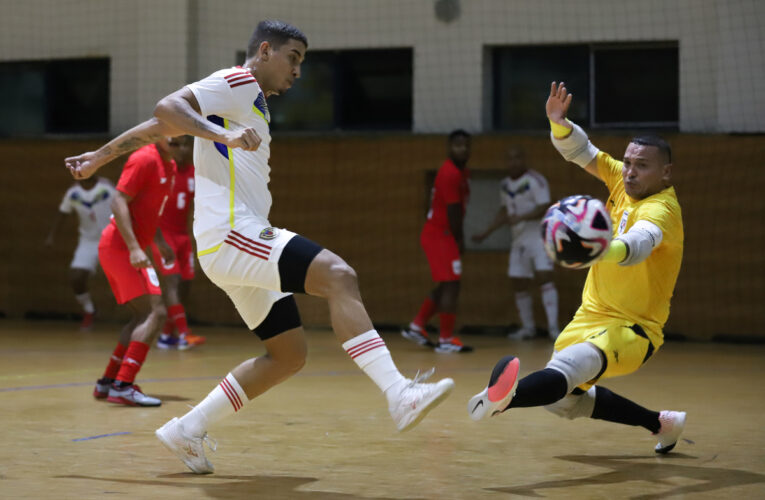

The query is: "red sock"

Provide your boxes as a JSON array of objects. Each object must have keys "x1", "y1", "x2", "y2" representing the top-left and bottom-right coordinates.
[
  {"x1": 168, "y1": 303, "x2": 189, "y2": 335},
  {"x1": 161, "y1": 318, "x2": 174, "y2": 335},
  {"x1": 438, "y1": 313, "x2": 456, "y2": 340},
  {"x1": 115, "y1": 341, "x2": 150, "y2": 385},
  {"x1": 103, "y1": 343, "x2": 127, "y2": 379},
  {"x1": 413, "y1": 297, "x2": 437, "y2": 329}
]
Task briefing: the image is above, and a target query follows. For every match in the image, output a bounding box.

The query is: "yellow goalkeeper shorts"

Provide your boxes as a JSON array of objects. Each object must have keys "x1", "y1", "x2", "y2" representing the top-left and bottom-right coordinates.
[{"x1": 553, "y1": 312, "x2": 663, "y2": 391}]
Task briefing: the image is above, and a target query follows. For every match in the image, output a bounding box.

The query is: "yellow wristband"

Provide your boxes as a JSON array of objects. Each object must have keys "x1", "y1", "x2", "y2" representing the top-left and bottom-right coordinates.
[
  {"x1": 602, "y1": 239, "x2": 627, "y2": 263},
  {"x1": 549, "y1": 118, "x2": 573, "y2": 139}
]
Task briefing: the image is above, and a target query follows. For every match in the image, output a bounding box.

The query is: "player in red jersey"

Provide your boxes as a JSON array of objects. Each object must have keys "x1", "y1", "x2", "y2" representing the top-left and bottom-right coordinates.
[
  {"x1": 402, "y1": 130, "x2": 473, "y2": 353},
  {"x1": 93, "y1": 139, "x2": 178, "y2": 406},
  {"x1": 149, "y1": 135, "x2": 206, "y2": 349}
]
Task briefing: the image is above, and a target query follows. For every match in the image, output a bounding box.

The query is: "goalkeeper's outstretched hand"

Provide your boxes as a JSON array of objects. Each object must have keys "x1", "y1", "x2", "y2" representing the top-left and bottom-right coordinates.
[{"x1": 546, "y1": 81, "x2": 573, "y2": 125}]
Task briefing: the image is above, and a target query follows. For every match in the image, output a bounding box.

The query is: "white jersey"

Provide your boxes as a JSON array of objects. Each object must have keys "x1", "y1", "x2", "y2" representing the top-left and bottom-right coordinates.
[
  {"x1": 187, "y1": 67, "x2": 273, "y2": 254},
  {"x1": 499, "y1": 169, "x2": 551, "y2": 244},
  {"x1": 58, "y1": 177, "x2": 116, "y2": 241}
]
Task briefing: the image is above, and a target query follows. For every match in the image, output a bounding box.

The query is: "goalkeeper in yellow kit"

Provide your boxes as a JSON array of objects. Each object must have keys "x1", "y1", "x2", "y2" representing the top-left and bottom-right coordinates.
[{"x1": 467, "y1": 82, "x2": 686, "y2": 454}]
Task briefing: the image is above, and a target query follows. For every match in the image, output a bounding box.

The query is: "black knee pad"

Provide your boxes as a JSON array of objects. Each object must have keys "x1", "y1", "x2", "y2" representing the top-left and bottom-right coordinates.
[{"x1": 252, "y1": 295, "x2": 302, "y2": 341}]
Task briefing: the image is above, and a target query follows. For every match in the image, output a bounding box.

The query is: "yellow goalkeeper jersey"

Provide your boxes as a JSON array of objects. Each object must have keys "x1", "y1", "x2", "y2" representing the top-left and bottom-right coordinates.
[{"x1": 579, "y1": 151, "x2": 684, "y2": 341}]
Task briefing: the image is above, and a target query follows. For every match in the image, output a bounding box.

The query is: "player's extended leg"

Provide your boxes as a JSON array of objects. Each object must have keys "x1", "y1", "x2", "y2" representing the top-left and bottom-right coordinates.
[
  {"x1": 468, "y1": 342, "x2": 602, "y2": 420},
  {"x1": 106, "y1": 294, "x2": 166, "y2": 407},
  {"x1": 469, "y1": 336, "x2": 686, "y2": 452},
  {"x1": 304, "y1": 248, "x2": 454, "y2": 431},
  {"x1": 432, "y1": 280, "x2": 472, "y2": 353},
  {"x1": 70, "y1": 267, "x2": 95, "y2": 330},
  {"x1": 157, "y1": 295, "x2": 306, "y2": 474}
]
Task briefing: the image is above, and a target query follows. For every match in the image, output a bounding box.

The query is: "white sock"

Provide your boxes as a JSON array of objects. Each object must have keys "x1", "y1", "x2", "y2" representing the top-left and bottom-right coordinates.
[
  {"x1": 514, "y1": 291, "x2": 535, "y2": 331},
  {"x1": 541, "y1": 282, "x2": 559, "y2": 332},
  {"x1": 343, "y1": 330, "x2": 406, "y2": 402},
  {"x1": 179, "y1": 373, "x2": 248, "y2": 437},
  {"x1": 75, "y1": 292, "x2": 95, "y2": 314}
]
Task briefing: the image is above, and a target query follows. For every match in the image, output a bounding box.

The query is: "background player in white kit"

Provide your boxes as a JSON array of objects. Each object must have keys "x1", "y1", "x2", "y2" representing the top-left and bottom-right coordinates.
[
  {"x1": 66, "y1": 20, "x2": 454, "y2": 474},
  {"x1": 45, "y1": 176, "x2": 117, "y2": 329},
  {"x1": 472, "y1": 147, "x2": 560, "y2": 340}
]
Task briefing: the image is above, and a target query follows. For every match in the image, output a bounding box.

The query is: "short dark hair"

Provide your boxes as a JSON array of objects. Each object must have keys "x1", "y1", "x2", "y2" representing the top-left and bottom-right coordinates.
[
  {"x1": 246, "y1": 20, "x2": 308, "y2": 59},
  {"x1": 630, "y1": 135, "x2": 672, "y2": 163},
  {"x1": 448, "y1": 129, "x2": 471, "y2": 143}
]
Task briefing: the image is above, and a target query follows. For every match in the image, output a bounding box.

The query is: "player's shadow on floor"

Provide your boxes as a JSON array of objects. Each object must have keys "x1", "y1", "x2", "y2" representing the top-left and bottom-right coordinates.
[
  {"x1": 489, "y1": 454, "x2": 765, "y2": 499},
  {"x1": 57, "y1": 474, "x2": 403, "y2": 499}
]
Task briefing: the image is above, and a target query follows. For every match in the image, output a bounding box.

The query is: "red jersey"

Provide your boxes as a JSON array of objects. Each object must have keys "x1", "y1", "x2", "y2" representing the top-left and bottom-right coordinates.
[
  {"x1": 103, "y1": 144, "x2": 175, "y2": 250},
  {"x1": 424, "y1": 159, "x2": 470, "y2": 234},
  {"x1": 160, "y1": 163, "x2": 194, "y2": 235}
]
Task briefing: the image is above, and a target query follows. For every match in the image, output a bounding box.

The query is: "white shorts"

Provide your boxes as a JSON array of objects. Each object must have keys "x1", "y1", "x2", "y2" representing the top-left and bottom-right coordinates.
[
  {"x1": 199, "y1": 218, "x2": 297, "y2": 330},
  {"x1": 71, "y1": 239, "x2": 100, "y2": 272},
  {"x1": 507, "y1": 236, "x2": 553, "y2": 279}
]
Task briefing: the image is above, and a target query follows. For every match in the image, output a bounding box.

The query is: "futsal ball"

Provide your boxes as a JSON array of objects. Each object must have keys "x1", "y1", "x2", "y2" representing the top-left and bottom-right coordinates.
[{"x1": 541, "y1": 195, "x2": 613, "y2": 269}]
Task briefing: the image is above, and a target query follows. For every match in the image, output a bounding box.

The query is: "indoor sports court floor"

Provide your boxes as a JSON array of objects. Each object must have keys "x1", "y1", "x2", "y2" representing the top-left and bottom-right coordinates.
[{"x1": 1, "y1": 321, "x2": 764, "y2": 499}]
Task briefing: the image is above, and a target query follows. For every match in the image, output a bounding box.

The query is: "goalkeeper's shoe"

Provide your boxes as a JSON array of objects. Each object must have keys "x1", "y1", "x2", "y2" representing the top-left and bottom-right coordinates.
[
  {"x1": 654, "y1": 410, "x2": 687, "y2": 454},
  {"x1": 468, "y1": 356, "x2": 520, "y2": 421}
]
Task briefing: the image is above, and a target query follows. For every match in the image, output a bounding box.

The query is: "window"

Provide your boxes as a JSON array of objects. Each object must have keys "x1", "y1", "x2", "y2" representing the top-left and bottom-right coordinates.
[
  {"x1": 0, "y1": 58, "x2": 109, "y2": 136},
  {"x1": 492, "y1": 45, "x2": 590, "y2": 131},
  {"x1": 491, "y1": 43, "x2": 678, "y2": 130},
  {"x1": 237, "y1": 48, "x2": 413, "y2": 131},
  {"x1": 593, "y1": 44, "x2": 679, "y2": 126}
]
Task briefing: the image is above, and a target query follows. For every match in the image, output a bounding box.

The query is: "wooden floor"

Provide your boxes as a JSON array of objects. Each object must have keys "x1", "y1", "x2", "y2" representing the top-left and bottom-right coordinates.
[{"x1": 1, "y1": 320, "x2": 764, "y2": 499}]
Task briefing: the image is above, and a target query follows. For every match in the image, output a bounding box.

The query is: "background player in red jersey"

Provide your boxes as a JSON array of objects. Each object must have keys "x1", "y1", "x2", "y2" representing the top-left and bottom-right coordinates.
[
  {"x1": 402, "y1": 130, "x2": 473, "y2": 353},
  {"x1": 150, "y1": 135, "x2": 206, "y2": 350},
  {"x1": 93, "y1": 139, "x2": 178, "y2": 406}
]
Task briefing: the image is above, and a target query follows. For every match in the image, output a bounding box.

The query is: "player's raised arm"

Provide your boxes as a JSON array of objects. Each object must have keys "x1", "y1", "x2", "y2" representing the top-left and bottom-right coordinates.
[
  {"x1": 154, "y1": 87, "x2": 262, "y2": 152},
  {"x1": 65, "y1": 118, "x2": 181, "y2": 180},
  {"x1": 545, "y1": 82, "x2": 600, "y2": 179}
]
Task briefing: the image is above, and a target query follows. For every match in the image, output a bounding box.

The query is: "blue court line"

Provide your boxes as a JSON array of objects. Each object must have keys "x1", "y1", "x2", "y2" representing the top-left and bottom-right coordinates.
[
  {"x1": 0, "y1": 370, "x2": 363, "y2": 393},
  {"x1": 72, "y1": 431, "x2": 132, "y2": 442},
  {"x1": 1, "y1": 368, "x2": 485, "y2": 393}
]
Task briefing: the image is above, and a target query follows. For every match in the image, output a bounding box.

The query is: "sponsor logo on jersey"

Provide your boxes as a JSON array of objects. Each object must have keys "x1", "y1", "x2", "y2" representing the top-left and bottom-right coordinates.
[{"x1": 259, "y1": 227, "x2": 278, "y2": 240}]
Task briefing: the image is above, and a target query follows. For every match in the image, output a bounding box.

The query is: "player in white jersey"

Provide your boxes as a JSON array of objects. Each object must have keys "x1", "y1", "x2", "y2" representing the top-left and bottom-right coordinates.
[
  {"x1": 45, "y1": 176, "x2": 116, "y2": 329},
  {"x1": 472, "y1": 147, "x2": 560, "y2": 340},
  {"x1": 65, "y1": 20, "x2": 454, "y2": 475}
]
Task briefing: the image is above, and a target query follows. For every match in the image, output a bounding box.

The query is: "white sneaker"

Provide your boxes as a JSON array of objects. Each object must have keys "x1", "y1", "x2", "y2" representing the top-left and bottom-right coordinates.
[
  {"x1": 654, "y1": 410, "x2": 687, "y2": 454},
  {"x1": 156, "y1": 417, "x2": 216, "y2": 474},
  {"x1": 388, "y1": 369, "x2": 454, "y2": 432},
  {"x1": 468, "y1": 356, "x2": 520, "y2": 421},
  {"x1": 507, "y1": 327, "x2": 535, "y2": 341},
  {"x1": 106, "y1": 384, "x2": 161, "y2": 407},
  {"x1": 401, "y1": 325, "x2": 434, "y2": 347}
]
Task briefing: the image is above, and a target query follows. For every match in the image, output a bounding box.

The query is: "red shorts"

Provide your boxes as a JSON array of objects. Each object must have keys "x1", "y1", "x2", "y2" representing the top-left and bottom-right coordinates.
[
  {"x1": 420, "y1": 224, "x2": 461, "y2": 282},
  {"x1": 150, "y1": 229, "x2": 195, "y2": 279},
  {"x1": 99, "y1": 231, "x2": 162, "y2": 305}
]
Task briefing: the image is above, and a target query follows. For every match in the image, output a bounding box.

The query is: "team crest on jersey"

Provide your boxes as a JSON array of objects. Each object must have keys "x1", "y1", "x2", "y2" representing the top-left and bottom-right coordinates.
[
  {"x1": 618, "y1": 210, "x2": 630, "y2": 235},
  {"x1": 259, "y1": 227, "x2": 278, "y2": 240}
]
